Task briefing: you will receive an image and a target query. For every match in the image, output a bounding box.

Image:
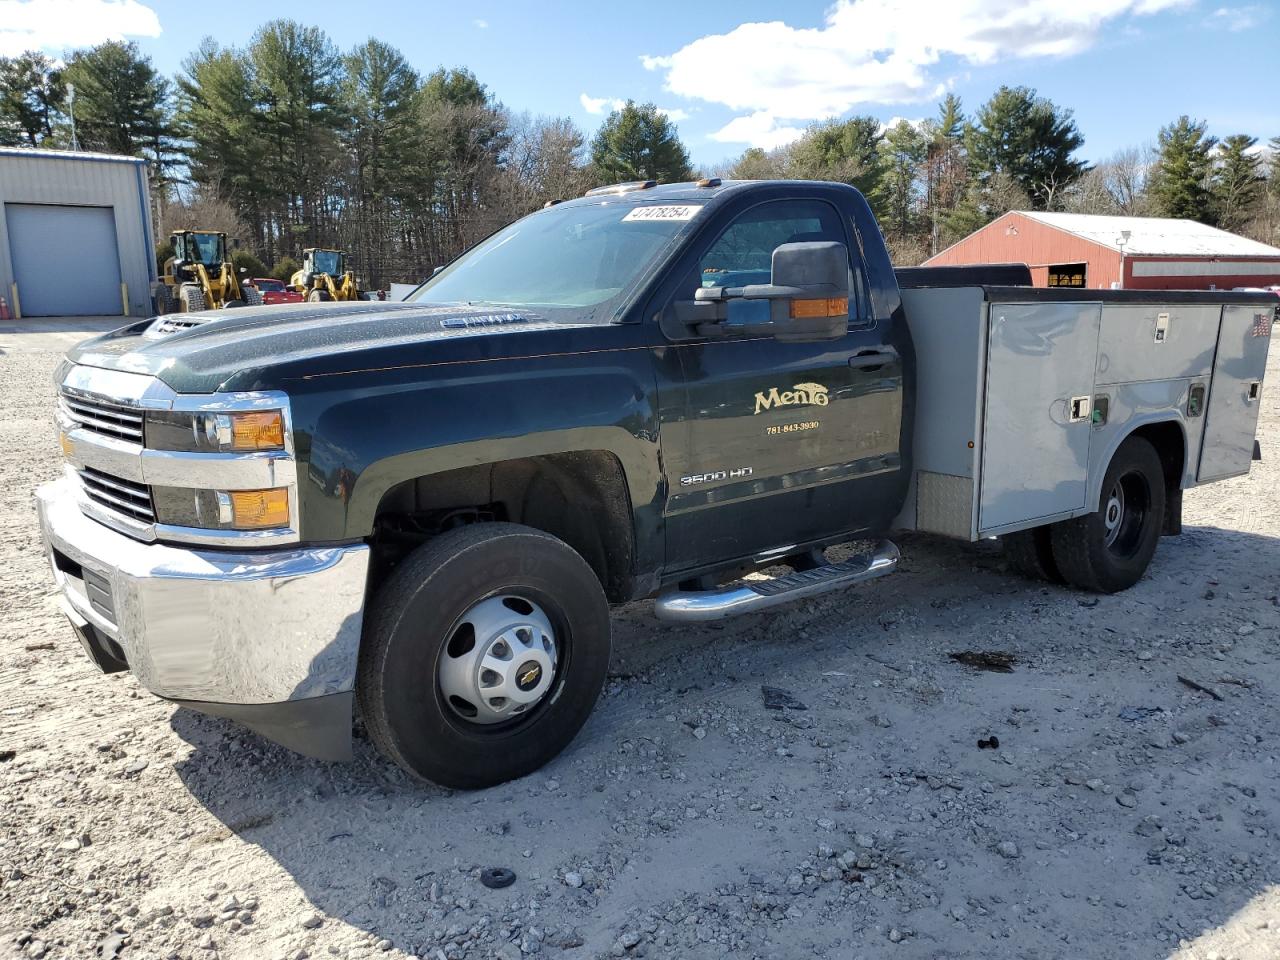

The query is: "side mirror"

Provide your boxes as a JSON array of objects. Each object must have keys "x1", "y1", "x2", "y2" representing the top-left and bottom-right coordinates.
[
  {"x1": 432, "y1": 265, "x2": 445, "y2": 277},
  {"x1": 675, "y1": 241, "x2": 850, "y2": 341}
]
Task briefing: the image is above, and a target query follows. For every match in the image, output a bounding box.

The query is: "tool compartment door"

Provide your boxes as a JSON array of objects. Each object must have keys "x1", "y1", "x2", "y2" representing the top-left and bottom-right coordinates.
[
  {"x1": 979, "y1": 301, "x2": 1102, "y2": 533},
  {"x1": 1198, "y1": 304, "x2": 1272, "y2": 482}
]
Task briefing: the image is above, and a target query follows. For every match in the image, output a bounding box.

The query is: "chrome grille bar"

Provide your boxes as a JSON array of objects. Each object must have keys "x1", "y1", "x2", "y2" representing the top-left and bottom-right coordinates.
[
  {"x1": 80, "y1": 467, "x2": 154, "y2": 522},
  {"x1": 60, "y1": 392, "x2": 144, "y2": 442}
]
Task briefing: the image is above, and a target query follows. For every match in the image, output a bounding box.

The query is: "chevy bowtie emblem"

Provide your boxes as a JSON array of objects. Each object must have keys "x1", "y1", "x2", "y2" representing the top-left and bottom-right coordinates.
[{"x1": 516, "y1": 663, "x2": 542, "y2": 691}]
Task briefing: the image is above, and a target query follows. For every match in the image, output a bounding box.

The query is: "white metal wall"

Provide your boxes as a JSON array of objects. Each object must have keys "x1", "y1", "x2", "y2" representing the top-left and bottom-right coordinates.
[{"x1": 0, "y1": 149, "x2": 155, "y2": 318}]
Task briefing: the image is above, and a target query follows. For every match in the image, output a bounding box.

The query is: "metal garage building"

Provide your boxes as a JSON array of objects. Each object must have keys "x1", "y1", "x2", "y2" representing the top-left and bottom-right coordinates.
[
  {"x1": 925, "y1": 211, "x2": 1280, "y2": 291},
  {"x1": 0, "y1": 148, "x2": 155, "y2": 318}
]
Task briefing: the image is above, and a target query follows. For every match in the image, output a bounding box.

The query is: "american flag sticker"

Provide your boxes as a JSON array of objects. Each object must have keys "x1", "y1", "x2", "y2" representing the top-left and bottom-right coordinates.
[{"x1": 1253, "y1": 312, "x2": 1274, "y2": 338}]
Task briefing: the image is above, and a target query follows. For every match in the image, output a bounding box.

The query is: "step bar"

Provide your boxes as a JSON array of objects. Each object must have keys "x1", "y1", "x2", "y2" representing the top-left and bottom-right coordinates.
[{"x1": 654, "y1": 540, "x2": 900, "y2": 623}]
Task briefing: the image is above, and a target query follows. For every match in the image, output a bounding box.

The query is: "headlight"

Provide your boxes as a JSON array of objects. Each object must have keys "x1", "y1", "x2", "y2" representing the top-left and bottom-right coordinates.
[
  {"x1": 153, "y1": 486, "x2": 291, "y2": 531},
  {"x1": 145, "y1": 410, "x2": 285, "y2": 453}
]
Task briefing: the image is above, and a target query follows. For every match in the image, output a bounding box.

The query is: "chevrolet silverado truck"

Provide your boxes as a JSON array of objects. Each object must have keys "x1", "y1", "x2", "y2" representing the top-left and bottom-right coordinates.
[{"x1": 37, "y1": 179, "x2": 1274, "y2": 788}]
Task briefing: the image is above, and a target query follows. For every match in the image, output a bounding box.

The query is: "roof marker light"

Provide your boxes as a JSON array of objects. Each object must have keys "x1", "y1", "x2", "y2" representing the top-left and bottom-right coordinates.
[
  {"x1": 584, "y1": 180, "x2": 657, "y2": 197},
  {"x1": 696, "y1": 177, "x2": 722, "y2": 188}
]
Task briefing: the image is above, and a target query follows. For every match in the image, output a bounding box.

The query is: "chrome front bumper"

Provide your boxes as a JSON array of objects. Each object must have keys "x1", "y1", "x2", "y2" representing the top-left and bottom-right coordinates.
[{"x1": 36, "y1": 475, "x2": 370, "y2": 759}]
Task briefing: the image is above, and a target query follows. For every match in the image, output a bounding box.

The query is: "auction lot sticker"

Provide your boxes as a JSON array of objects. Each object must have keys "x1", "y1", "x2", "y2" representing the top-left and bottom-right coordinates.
[{"x1": 622, "y1": 205, "x2": 701, "y2": 222}]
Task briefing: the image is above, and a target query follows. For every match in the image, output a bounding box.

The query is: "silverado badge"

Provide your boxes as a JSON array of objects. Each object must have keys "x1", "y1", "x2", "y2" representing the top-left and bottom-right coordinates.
[{"x1": 754, "y1": 382, "x2": 830, "y2": 415}]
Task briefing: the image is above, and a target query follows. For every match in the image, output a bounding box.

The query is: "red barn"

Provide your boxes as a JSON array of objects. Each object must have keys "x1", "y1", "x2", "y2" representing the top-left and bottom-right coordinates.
[{"x1": 925, "y1": 211, "x2": 1280, "y2": 291}]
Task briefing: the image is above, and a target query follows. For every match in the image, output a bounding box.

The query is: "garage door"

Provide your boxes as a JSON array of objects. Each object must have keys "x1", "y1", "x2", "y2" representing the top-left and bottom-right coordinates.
[{"x1": 6, "y1": 203, "x2": 122, "y2": 316}]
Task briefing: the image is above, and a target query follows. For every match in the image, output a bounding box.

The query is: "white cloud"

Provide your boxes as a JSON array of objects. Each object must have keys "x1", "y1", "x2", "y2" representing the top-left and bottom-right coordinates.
[
  {"x1": 656, "y1": 107, "x2": 690, "y2": 123},
  {"x1": 1208, "y1": 5, "x2": 1268, "y2": 30},
  {"x1": 579, "y1": 93, "x2": 626, "y2": 115},
  {"x1": 643, "y1": 0, "x2": 1189, "y2": 148},
  {"x1": 708, "y1": 111, "x2": 805, "y2": 151},
  {"x1": 0, "y1": 0, "x2": 161, "y2": 57},
  {"x1": 473, "y1": 18, "x2": 488, "y2": 28}
]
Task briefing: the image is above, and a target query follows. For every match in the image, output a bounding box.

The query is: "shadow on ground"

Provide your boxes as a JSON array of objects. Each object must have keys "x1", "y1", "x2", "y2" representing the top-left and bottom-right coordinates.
[{"x1": 168, "y1": 526, "x2": 1280, "y2": 959}]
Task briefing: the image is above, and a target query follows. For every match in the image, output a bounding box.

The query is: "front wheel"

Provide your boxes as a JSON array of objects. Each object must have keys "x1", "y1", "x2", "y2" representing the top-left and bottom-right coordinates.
[
  {"x1": 307, "y1": 289, "x2": 330, "y2": 302},
  {"x1": 357, "y1": 523, "x2": 611, "y2": 789},
  {"x1": 1050, "y1": 436, "x2": 1166, "y2": 593}
]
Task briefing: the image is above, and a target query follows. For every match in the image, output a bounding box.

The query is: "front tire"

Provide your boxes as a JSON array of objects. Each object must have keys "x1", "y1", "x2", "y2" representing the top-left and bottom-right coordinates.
[
  {"x1": 357, "y1": 523, "x2": 612, "y2": 789},
  {"x1": 1050, "y1": 436, "x2": 1166, "y2": 593},
  {"x1": 307, "y1": 289, "x2": 330, "y2": 302}
]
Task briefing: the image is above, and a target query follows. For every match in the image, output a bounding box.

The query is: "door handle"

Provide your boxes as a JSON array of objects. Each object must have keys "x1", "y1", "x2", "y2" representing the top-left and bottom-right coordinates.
[{"x1": 848, "y1": 350, "x2": 898, "y2": 371}]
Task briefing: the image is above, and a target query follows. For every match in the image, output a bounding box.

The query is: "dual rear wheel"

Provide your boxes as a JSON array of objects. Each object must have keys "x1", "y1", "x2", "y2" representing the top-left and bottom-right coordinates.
[{"x1": 1004, "y1": 436, "x2": 1166, "y2": 593}]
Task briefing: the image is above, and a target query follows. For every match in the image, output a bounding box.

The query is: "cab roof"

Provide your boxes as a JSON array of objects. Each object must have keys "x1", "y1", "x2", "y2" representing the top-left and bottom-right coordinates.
[{"x1": 554, "y1": 178, "x2": 858, "y2": 211}]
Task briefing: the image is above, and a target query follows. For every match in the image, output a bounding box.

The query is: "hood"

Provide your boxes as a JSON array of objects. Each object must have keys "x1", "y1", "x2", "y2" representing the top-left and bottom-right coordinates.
[{"x1": 67, "y1": 301, "x2": 584, "y2": 393}]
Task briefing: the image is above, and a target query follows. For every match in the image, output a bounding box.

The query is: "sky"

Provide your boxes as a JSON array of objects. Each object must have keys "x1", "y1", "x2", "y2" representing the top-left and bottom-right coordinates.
[{"x1": 2, "y1": 0, "x2": 1278, "y2": 168}]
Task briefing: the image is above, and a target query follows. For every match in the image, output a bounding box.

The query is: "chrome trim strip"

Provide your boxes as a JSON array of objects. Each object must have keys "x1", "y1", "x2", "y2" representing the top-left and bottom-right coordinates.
[
  {"x1": 139, "y1": 449, "x2": 298, "y2": 489},
  {"x1": 654, "y1": 541, "x2": 900, "y2": 622},
  {"x1": 38, "y1": 475, "x2": 368, "y2": 705}
]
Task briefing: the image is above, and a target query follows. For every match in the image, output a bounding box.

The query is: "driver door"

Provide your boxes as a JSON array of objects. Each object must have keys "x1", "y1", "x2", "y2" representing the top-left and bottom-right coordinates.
[{"x1": 657, "y1": 197, "x2": 904, "y2": 573}]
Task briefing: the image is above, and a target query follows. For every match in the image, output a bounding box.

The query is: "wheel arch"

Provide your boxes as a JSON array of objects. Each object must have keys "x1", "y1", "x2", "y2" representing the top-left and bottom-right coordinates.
[
  {"x1": 1088, "y1": 416, "x2": 1187, "y2": 535},
  {"x1": 367, "y1": 449, "x2": 638, "y2": 603}
]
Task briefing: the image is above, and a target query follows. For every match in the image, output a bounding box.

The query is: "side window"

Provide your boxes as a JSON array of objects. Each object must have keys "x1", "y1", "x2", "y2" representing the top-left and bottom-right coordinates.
[{"x1": 681, "y1": 199, "x2": 868, "y2": 322}]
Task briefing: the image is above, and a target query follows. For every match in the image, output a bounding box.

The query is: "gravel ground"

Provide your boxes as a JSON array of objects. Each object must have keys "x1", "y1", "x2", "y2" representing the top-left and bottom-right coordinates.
[{"x1": 2, "y1": 323, "x2": 1279, "y2": 960}]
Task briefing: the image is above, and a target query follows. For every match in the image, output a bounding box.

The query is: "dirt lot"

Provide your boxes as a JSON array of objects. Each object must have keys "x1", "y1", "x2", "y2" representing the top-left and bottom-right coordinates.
[{"x1": 2, "y1": 322, "x2": 1279, "y2": 960}]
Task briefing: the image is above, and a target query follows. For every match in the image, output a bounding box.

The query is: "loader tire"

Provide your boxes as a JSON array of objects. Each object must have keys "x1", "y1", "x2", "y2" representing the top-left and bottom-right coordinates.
[
  {"x1": 178, "y1": 283, "x2": 205, "y2": 313},
  {"x1": 1050, "y1": 436, "x2": 1165, "y2": 593},
  {"x1": 152, "y1": 284, "x2": 174, "y2": 316},
  {"x1": 243, "y1": 284, "x2": 264, "y2": 307},
  {"x1": 307, "y1": 290, "x2": 330, "y2": 302}
]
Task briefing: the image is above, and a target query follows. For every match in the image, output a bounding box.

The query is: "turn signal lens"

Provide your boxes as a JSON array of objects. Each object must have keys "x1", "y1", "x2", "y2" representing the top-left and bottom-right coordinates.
[
  {"x1": 228, "y1": 411, "x2": 284, "y2": 451},
  {"x1": 790, "y1": 297, "x2": 849, "y2": 319},
  {"x1": 229, "y1": 488, "x2": 290, "y2": 529}
]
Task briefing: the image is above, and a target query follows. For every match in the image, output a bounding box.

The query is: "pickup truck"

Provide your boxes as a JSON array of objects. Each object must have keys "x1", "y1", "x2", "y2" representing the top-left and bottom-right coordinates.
[{"x1": 37, "y1": 179, "x2": 1274, "y2": 788}]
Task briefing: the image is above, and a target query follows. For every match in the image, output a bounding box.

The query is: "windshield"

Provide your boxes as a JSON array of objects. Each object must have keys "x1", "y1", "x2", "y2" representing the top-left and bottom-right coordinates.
[
  {"x1": 188, "y1": 233, "x2": 224, "y2": 266},
  {"x1": 408, "y1": 201, "x2": 704, "y2": 323},
  {"x1": 256, "y1": 279, "x2": 283, "y2": 291},
  {"x1": 312, "y1": 250, "x2": 342, "y2": 275}
]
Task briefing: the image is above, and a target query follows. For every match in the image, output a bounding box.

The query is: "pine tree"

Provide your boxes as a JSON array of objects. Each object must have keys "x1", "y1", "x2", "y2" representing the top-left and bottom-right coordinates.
[
  {"x1": 879, "y1": 120, "x2": 927, "y2": 252},
  {"x1": 924, "y1": 94, "x2": 968, "y2": 252},
  {"x1": 0, "y1": 52, "x2": 65, "y2": 146},
  {"x1": 589, "y1": 101, "x2": 692, "y2": 184},
  {"x1": 787, "y1": 116, "x2": 885, "y2": 202},
  {"x1": 1148, "y1": 116, "x2": 1217, "y2": 222},
  {"x1": 966, "y1": 86, "x2": 1086, "y2": 209},
  {"x1": 62, "y1": 41, "x2": 170, "y2": 157},
  {"x1": 1213, "y1": 134, "x2": 1263, "y2": 232}
]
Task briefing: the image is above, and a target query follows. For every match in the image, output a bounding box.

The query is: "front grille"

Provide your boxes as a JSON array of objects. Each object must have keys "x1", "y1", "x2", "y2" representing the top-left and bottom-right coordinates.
[
  {"x1": 60, "y1": 391, "x2": 144, "y2": 443},
  {"x1": 79, "y1": 467, "x2": 155, "y2": 523}
]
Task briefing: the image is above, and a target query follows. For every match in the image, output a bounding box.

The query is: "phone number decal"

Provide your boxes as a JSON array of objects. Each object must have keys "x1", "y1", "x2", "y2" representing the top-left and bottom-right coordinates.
[{"x1": 766, "y1": 420, "x2": 820, "y2": 436}]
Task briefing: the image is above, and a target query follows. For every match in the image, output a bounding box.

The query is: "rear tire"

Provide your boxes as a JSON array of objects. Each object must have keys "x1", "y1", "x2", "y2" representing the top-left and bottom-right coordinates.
[
  {"x1": 152, "y1": 284, "x2": 174, "y2": 316},
  {"x1": 1003, "y1": 526, "x2": 1065, "y2": 583},
  {"x1": 243, "y1": 284, "x2": 264, "y2": 307},
  {"x1": 357, "y1": 523, "x2": 612, "y2": 789},
  {"x1": 1050, "y1": 436, "x2": 1166, "y2": 593}
]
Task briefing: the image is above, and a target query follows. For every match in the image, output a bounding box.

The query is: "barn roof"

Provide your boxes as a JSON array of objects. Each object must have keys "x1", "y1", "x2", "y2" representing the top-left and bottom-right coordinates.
[{"x1": 1017, "y1": 211, "x2": 1280, "y2": 258}]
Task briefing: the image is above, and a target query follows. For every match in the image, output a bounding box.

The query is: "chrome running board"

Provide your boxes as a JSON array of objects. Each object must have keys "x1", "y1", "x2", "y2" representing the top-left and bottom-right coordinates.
[{"x1": 654, "y1": 540, "x2": 900, "y2": 623}]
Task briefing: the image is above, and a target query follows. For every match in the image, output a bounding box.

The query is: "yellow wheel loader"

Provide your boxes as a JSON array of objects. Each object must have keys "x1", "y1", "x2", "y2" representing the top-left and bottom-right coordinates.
[
  {"x1": 290, "y1": 248, "x2": 363, "y2": 302},
  {"x1": 152, "y1": 230, "x2": 263, "y2": 314}
]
